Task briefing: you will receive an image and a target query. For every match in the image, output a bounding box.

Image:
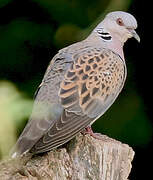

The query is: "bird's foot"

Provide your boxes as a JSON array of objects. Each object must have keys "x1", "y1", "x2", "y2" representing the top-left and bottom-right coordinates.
[{"x1": 81, "y1": 126, "x2": 103, "y2": 140}]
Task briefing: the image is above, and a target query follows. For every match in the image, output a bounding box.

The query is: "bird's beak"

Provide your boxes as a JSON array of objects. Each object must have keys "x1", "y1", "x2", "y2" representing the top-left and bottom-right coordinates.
[{"x1": 128, "y1": 29, "x2": 140, "y2": 42}]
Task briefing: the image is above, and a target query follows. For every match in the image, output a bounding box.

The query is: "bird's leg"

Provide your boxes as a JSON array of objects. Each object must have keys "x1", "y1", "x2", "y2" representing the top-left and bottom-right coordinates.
[{"x1": 81, "y1": 126, "x2": 103, "y2": 140}]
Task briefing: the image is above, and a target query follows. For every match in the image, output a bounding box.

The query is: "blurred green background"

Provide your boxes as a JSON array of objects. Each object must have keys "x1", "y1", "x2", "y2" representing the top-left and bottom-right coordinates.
[{"x1": 0, "y1": 0, "x2": 151, "y2": 179}]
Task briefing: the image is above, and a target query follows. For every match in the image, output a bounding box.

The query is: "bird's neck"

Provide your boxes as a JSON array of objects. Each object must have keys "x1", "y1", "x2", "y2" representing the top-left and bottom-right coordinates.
[
  {"x1": 108, "y1": 37, "x2": 125, "y2": 60},
  {"x1": 86, "y1": 33, "x2": 125, "y2": 60}
]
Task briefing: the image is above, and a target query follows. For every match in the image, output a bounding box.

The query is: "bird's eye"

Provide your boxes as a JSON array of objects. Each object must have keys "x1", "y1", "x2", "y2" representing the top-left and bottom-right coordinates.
[{"x1": 116, "y1": 18, "x2": 124, "y2": 26}]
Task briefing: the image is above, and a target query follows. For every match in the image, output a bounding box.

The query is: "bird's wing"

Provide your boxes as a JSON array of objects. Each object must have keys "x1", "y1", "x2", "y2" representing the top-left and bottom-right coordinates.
[
  {"x1": 30, "y1": 48, "x2": 126, "y2": 154},
  {"x1": 11, "y1": 54, "x2": 73, "y2": 156}
]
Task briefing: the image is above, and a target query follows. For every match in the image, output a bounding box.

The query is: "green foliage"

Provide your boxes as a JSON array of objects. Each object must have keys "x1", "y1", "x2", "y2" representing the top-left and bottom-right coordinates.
[
  {"x1": 54, "y1": 24, "x2": 82, "y2": 48},
  {"x1": 0, "y1": 81, "x2": 32, "y2": 159},
  {"x1": 32, "y1": 0, "x2": 109, "y2": 26},
  {"x1": 0, "y1": 19, "x2": 53, "y2": 71},
  {"x1": 0, "y1": 0, "x2": 12, "y2": 8}
]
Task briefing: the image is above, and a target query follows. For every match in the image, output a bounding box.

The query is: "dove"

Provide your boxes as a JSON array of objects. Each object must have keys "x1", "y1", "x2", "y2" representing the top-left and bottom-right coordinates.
[{"x1": 11, "y1": 11, "x2": 140, "y2": 158}]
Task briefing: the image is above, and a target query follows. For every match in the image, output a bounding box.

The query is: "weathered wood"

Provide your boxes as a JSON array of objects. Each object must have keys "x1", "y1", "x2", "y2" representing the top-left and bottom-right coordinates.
[{"x1": 0, "y1": 134, "x2": 134, "y2": 180}]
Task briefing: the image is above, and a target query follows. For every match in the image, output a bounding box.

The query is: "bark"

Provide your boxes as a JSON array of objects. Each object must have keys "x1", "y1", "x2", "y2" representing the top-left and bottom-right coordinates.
[{"x1": 0, "y1": 134, "x2": 134, "y2": 180}]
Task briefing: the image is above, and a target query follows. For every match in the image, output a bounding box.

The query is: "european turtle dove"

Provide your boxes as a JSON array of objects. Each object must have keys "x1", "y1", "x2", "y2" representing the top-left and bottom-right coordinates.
[{"x1": 12, "y1": 11, "x2": 140, "y2": 157}]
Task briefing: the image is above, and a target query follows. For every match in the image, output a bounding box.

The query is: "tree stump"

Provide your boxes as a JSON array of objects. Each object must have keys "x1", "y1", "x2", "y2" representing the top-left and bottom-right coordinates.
[{"x1": 0, "y1": 134, "x2": 134, "y2": 180}]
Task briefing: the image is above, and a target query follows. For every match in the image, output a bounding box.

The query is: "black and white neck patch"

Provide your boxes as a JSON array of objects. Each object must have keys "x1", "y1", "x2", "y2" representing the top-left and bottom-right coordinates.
[{"x1": 96, "y1": 28, "x2": 112, "y2": 41}]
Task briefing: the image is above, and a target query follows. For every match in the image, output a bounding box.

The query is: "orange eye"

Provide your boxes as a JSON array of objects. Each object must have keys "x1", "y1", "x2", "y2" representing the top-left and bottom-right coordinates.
[{"x1": 116, "y1": 18, "x2": 124, "y2": 26}]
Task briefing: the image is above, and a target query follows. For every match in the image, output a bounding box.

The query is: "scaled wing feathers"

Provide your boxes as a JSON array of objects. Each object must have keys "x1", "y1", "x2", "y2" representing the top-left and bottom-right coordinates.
[
  {"x1": 60, "y1": 48, "x2": 126, "y2": 118},
  {"x1": 30, "y1": 48, "x2": 126, "y2": 154}
]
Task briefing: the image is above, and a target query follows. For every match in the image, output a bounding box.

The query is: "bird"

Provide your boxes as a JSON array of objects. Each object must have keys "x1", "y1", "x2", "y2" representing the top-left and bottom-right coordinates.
[{"x1": 11, "y1": 11, "x2": 140, "y2": 158}]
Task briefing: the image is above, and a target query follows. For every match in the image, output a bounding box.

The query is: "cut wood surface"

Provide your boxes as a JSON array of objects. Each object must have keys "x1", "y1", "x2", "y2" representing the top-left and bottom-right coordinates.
[{"x1": 0, "y1": 134, "x2": 135, "y2": 180}]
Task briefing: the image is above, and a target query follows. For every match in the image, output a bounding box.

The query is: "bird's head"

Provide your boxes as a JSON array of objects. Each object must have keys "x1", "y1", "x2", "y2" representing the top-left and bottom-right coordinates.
[{"x1": 94, "y1": 11, "x2": 140, "y2": 44}]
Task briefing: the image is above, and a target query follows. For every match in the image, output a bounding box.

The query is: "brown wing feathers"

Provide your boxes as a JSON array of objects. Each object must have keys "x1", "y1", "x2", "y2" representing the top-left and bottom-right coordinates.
[
  {"x1": 60, "y1": 48, "x2": 125, "y2": 117},
  {"x1": 30, "y1": 48, "x2": 125, "y2": 153}
]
